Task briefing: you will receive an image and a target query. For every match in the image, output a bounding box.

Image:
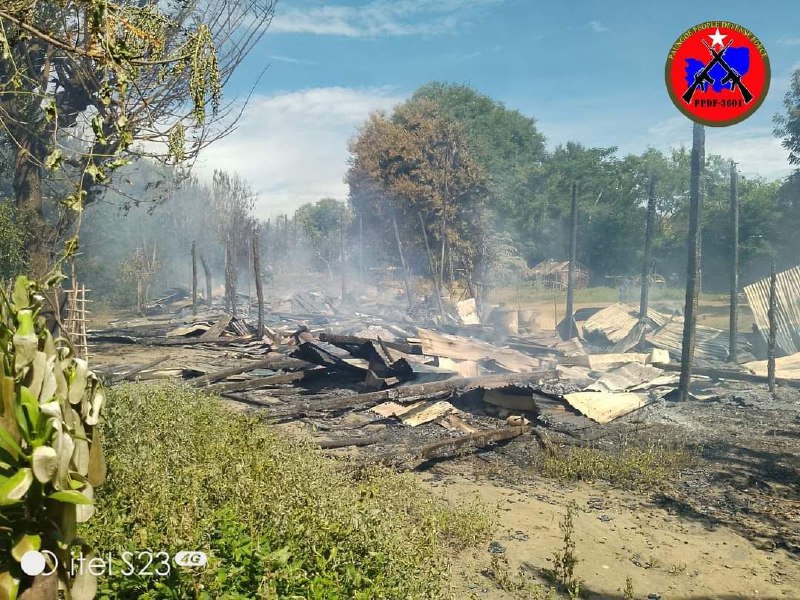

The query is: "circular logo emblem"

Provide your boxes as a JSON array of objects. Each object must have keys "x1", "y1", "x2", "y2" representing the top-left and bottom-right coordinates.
[{"x1": 665, "y1": 21, "x2": 770, "y2": 126}]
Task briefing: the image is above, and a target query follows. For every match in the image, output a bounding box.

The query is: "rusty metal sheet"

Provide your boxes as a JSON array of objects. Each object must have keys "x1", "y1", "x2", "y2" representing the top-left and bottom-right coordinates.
[
  {"x1": 582, "y1": 303, "x2": 640, "y2": 344},
  {"x1": 743, "y1": 265, "x2": 800, "y2": 356},
  {"x1": 646, "y1": 319, "x2": 752, "y2": 364}
]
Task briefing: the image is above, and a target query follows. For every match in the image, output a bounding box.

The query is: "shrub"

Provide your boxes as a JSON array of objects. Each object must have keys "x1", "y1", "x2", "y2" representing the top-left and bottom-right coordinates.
[{"x1": 84, "y1": 382, "x2": 491, "y2": 598}]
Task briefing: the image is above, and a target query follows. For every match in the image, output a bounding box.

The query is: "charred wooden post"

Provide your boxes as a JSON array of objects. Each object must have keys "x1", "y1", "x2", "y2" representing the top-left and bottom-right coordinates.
[
  {"x1": 252, "y1": 227, "x2": 265, "y2": 338},
  {"x1": 340, "y1": 207, "x2": 347, "y2": 301},
  {"x1": 419, "y1": 211, "x2": 445, "y2": 319},
  {"x1": 200, "y1": 254, "x2": 212, "y2": 307},
  {"x1": 639, "y1": 174, "x2": 657, "y2": 319},
  {"x1": 359, "y1": 214, "x2": 364, "y2": 285},
  {"x1": 678, "y1": 123, "x2": 705, "y2": 402},
  {"x1": 392, "y1": 214, "x2": 413, "y2": 309},
  {"x1": 729, "y1": 161, "x2": 739, "y2": 363},
  {"x1": 191, "y1": 241, "x2": 198, "y2": 316},
  {"x1": 768, "y1": 261, "x2": 777, "y2": 393},
  {"x1": 565, "y1": 181, "x2": 578, "y2": 338},
  {"x1": 225, "y1": 235, "x2": 237, "y2": 316}
]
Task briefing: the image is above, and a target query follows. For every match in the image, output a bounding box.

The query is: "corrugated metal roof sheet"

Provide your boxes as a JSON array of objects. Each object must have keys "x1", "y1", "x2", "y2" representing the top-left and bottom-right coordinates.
[
  {"x1": 646, "y1": 319, "x2": 753, "y2": 364},
  {"x1": 582, "y1": 303, "x2": 640, "y2": 344},
  {"x1": 743, "y1": 265, "x2": 800, "y2": 356}
]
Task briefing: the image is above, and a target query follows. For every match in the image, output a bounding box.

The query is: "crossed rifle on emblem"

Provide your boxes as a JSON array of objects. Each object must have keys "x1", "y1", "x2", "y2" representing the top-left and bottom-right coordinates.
[{"x1": 682, "y1": 40, "x2": 754, "y2": 104}]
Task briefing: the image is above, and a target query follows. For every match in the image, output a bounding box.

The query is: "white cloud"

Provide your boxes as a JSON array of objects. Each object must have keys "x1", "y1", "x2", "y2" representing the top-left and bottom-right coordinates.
[
  {"x1": 266, "y1": 55, "x2": 317, "y2": 66},
  {"x1": 271, "y1": 0, "x2": 501, "y2": 37},
  {"x1": 195, "y1": 87, "x2": 405, "y2": 217},
  {"x1": 588, "y1": 20, "x2": 609, "y2": 33},
  {"x1": 777, "y1": 37, "x2": 800, "y2": 47},
  {"x1": 642, "y1": 118, "x2": 791, "y2": 179}
]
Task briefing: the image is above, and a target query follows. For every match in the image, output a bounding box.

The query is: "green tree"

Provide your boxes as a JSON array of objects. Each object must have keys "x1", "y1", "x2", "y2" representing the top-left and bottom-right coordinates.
[
  {"x1": 295, "y1": 199, "x2": 351, "y2": 280},
  {"x1": 0, "y1": 0, "x2": 275, "y2": 272}
]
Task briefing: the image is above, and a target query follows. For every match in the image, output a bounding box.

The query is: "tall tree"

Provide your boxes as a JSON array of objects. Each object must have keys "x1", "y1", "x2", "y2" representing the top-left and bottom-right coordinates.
[
  {"x1": 0, "y1": 0, "x2": 276, "y2": 271},
  {"x1": 347, "y1": 100, "x2": 489, "y2": 287}
]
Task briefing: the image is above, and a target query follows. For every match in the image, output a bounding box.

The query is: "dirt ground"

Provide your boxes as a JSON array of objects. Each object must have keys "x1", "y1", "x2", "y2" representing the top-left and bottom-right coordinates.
[{"x1": 424, "y1": 467, "x2": 798, "y2": 599}]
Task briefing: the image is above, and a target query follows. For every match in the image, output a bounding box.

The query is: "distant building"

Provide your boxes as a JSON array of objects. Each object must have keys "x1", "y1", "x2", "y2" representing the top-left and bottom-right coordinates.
[{"x1": 529, "y1": 259, "x2": 589, "y2": 290}]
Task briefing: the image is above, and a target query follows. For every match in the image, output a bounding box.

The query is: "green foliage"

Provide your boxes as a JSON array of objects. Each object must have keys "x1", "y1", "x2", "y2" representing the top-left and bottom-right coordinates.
[
  {"x1": 774, "y1": 68, "x2": 800, "y2": 168},
  {"x1": 295, "y1": 198, "x2": 350, "y2": 277},
  {"x1": 0, "y1": 202, "x2": 27, "y2": 279},
  {"x1": 0, "y1": 276, "x2": 105, "y2": 599},
  {"x1": 84, "y1": 382, "x2": 492, "y2": 599},
  {"x1": 535, "y1": 443, "x2": 693, "y2": 488},
  {"x1": 551, "y1": 502, "x2": 581, "y2": 598}
]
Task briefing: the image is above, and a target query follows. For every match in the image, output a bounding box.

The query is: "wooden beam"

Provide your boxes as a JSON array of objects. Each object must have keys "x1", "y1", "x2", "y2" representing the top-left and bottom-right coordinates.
[{"x1": 207, "y1": 367, "x2": 332, "y2": 394}]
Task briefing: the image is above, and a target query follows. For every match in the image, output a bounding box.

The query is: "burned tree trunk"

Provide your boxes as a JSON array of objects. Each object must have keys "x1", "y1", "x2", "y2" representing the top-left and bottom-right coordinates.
[
  {"x1": 252, "y1": 228, "x2": 265, "y2": 337},
  {"x1": 639, "y1": 174, "x2": 657, "y2": 319},
  {"x1": 678, "y1": 124, "x2": 705, "y2": 402},
  {"x1": 392, "y1": 214, "x2": 413, "y2": 309},
  {"x1": 200, "y1": 254, "x2": 212, "y2": 307},
  {"x1": 340, "y1": 207, "x2": 347, "y2": 301},
  {"x1": 191, "y1": 241, "x2": 198, "y2": 316},
  {"x1": 419, "y1": 212, "x2": 445, "y2": 319},
  {"x1": 564, "y1": 181, "x2": 578, "y2": 338},
  {"x1": 768, "y1": 262, "x2": 777, "y2": 393},
  {"x1": 225, "y1": 236, "x2": 237, "y2": 316},
  {"x1": 729, "y1": 161, "x2": 739, "y2": 363}
]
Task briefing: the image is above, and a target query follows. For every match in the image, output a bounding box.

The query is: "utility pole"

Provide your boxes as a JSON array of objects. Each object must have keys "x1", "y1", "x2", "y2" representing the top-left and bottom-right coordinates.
[
  {"x1": 639, "y1": 174, "x2": 657, "y2": 319},
  {"x1": 565, "y1": 181, "x2": 578, "y2": 339},
  {"x1": 729, "y1": 160, "x2": 739, "y2": 362},
  {"x1": 678, "y1": 123, "x2": 705, "y2": 401}
]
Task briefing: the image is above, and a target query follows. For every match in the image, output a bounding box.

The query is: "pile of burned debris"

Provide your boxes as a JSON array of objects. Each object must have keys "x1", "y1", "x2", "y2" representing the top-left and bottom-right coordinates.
[{"x1": 87, "y1": 268, "x2": 800, "y2": 469}]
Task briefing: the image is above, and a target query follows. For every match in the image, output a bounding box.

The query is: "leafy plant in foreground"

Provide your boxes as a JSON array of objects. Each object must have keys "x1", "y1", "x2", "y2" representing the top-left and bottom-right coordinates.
[{"x1": 0, "y1": 276, "x2": 105, "y2": 599}]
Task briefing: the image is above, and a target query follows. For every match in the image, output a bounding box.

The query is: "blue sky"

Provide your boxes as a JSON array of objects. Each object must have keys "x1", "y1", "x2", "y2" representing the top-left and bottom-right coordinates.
[{"x1": 196, "y1": 0, "x2": 800, "y2": 217}]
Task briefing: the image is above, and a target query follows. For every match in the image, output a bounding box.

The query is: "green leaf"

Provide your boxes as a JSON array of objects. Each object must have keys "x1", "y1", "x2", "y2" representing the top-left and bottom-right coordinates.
[
  {"x1": 11, "y1": 277, "x2": 30, "y2": 309},
  {"x1": 48, "y1": 490, "x2": 93, "y2": 505},
  {"x1": 0, "y1": 426, "x2": 21, "y2": 461},
  {"x1": 44, "y1": 148, "x2": 63, "y2": 171},
  {"x1": 0, "y1": 570, "x2": 19, "y2": 600},
  {"x1": 0, "y1": 469, "x2": 33, "y2": 505},
  {"x1": 31, "y1": 446, "x2": 58, "y2": 483},
  {"x1": 11, "y1": 534, "x2": 41, "y2": 562}
]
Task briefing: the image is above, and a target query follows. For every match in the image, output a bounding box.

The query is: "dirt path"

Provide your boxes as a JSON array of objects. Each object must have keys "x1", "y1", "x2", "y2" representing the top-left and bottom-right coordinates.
[{"x1": 421, "y1": 465, "x2": 799, "y2": 599}]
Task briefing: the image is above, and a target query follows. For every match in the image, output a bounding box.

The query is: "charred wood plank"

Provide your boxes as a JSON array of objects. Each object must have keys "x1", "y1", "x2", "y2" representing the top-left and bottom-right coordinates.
[
  {"x1": 316, "y1": 435, "x2": 383, "y2": 450},
  {"x1": 189, "y1": 354, "x2": 314, "y2": 387},
  {"x1": 106, "y1": 355, "x2": 172, "y2": 385},
  {"x1": 318, "y1": 333, "x2": 420, "y2": 355},
  {"x1": 655, "y1": 362, "x2": 800, "y2": 389},
  {"x1": 371, "y1": 426, "x2": 527, "y2": 469},
  {"x1": 260, "y1": 371, "x2": 557, "y2": 420},
  {"x1": 208, "y1": 367, "x2": 332, "y2": 393}
]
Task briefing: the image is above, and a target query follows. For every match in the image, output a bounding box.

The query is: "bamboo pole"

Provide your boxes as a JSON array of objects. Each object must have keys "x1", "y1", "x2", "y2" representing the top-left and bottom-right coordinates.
[{"x1": 678, "y1": 123, "x2": 705, "y2": 402}]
